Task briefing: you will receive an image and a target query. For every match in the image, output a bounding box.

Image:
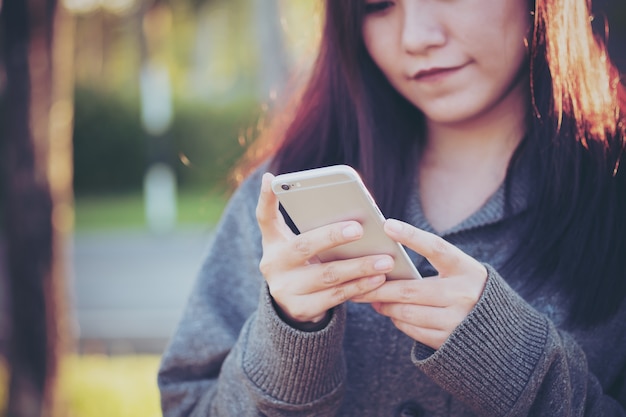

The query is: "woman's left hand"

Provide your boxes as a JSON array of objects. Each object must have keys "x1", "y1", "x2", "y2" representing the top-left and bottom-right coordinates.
[{"x1": 351, "y1": 219, "x2": 488, "y2": 350}]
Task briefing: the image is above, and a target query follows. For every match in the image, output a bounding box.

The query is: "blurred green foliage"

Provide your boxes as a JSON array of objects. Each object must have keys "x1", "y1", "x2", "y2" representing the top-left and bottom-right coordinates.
[
  {"x1": 73, "y1": 85, "x2": 260, "y2": 196},
  {"x1": 73, "y1": 87, "x2": 145, "y2": 194},
  {"x1": 74, "y1": 188, "x2": 228, "y2": 230},
  {"x1": 66, "y1": 0, "x2": 323, "y2": 197},
  {"x1": 169, "y1": 96, "x2": 260, "y2": 190}
]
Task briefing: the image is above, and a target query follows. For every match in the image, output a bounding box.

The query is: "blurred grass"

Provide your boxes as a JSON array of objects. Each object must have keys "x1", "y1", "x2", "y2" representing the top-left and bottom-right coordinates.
[
  {"x1": 0, "y1": 355, "x2": 162, "y2": 417},
  {"x1": 74, "y1": 189, "x2": 228, "y2": 231},
  {"x1": 58, "y1": 355, "x2": 162, "y2": 417},
  {"x1": 2, "y1": 181, "x2": 230, "y2": 417}
]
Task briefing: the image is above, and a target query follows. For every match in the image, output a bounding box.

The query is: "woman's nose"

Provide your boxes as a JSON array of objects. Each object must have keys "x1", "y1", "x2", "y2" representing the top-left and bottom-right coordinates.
[{"x1": 401, "y1": 2, "x2": 446, "y2": 54}]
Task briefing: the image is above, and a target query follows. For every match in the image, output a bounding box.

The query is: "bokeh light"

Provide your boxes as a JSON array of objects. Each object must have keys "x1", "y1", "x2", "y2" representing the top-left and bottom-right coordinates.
[{"x1": 63, "y1": 0, "x2": 137, "y2": 15}]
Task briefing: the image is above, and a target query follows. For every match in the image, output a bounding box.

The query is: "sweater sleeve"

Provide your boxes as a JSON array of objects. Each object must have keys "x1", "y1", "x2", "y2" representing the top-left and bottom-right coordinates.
[
  {"x1": 157, "y1": 167, "x2": 347, "y2": 416},
  {"x1": 412, "y1": 264, "x2": 626, "y2": 417}
]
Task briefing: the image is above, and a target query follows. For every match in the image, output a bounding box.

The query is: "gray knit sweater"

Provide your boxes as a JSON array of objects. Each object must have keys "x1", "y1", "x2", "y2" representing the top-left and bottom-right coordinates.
[{"x1": 158, "y1": 166, "x2": 626, "y2": 416}]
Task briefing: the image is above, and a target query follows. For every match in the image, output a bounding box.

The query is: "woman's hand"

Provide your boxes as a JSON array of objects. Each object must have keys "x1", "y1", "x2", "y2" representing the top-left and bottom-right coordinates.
[
  {"x1": 352, "y1": 219, "x2": 488, "y2": 350},
  {"x1": 256, "y1": 173, "x2": 393, "y2": 327}
]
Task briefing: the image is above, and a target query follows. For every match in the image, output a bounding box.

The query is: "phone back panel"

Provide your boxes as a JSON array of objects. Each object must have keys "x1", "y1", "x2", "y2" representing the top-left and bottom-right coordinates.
[{"x1": 272, "y1": 165, "x2": 420, "y2": 280}]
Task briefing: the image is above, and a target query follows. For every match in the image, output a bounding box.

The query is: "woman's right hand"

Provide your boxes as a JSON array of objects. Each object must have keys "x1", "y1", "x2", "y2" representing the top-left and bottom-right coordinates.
[{"x1": 256, "y1": 172, "x2": 393, "y2": 327}]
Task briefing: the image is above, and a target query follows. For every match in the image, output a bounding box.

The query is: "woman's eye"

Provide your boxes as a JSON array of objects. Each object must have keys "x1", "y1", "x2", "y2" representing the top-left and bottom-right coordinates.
[{"x1": 364, "y1": 1, "x2": 394, "y2": 14}]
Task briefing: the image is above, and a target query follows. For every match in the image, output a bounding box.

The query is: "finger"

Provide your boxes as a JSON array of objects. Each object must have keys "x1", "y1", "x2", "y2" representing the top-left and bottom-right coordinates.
[
  {"x1": 390, "y1": 319, "x2": 450, "y2": 350},
  {"x1": 372, "y1": 302, "x2": 464, "y2": 332},
  {"x1": 283, "y1": 220, "x2": 365, "y2": 265},
  {"x1": 256, "y1": 173, "x2": 292, "y2": 241},
  {"x1": 272, "y1": 274, "x2": 387, "y2": 324},
  {"x1": 322, "y1": 274, "x2": 387, "y2": 309},
  {"x1": 268, "y1": 254, "x2": 394, "y2": 296},
  {"x1": 357, "y1": 272, "x2": 487, "y2": 312},
  {"x1": 351, "y1": 277, "x2": 447, "y2": 307},
  {"x1": 294, "y1": 254, "x2": 395, "y2": 293},
  {"x1": 372, "y1": 303, "x2": 457, "y2": 349},
  {"x1": 384, "y1": 219, "x2": 482, "y2": 277}
]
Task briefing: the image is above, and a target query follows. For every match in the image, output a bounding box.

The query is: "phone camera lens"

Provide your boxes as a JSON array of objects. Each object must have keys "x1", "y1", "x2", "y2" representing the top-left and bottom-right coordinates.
[{"x1": 281, "y1": 184, "x2": 290, "y2": 191}]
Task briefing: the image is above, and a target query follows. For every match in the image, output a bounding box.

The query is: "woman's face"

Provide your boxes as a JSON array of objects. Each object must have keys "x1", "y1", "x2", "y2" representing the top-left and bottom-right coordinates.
[{"x1": 361, "y1": 0, "x2": 531, "y2": 128}]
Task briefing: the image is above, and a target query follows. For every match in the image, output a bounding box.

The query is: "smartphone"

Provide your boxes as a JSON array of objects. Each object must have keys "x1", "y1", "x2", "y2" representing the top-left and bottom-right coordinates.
[{"x1": 271, "y1": 165, "x2": 421, "y2": 280}]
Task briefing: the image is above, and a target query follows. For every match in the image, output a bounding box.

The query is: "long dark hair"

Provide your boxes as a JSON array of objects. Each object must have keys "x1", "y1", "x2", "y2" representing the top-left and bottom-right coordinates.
[
  {"x1": 263, "y1": 1, "x2": 424, "y2": 221},
  {"x1": 241, "y1": 0, "x2": 626, "y2": 326},
  {"x1": 511, "y1": 0, "x2": 626, "y2": 325}
]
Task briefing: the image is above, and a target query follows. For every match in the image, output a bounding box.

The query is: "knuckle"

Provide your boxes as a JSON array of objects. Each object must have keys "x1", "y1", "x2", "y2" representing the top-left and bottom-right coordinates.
[
  {"x1": 430, "y1": 236, "x2": 450, "y2": 258},
  {"x1": 400, "y1": 304, "x2": 414, "y2": 322},
  {"x1": 399, "y1": 283, "x2": 418, "y2": 301},
  {"x1": 255, "y1": 203, "x2": 263, "y2": 223},
  {"x1": 267, "y1": 280, "x2": 288, "y2": 303},
  {"x1": 328, "y1": 227, "x2": 343, "y2": 245},
  {"x1": 293, "y1": 235, "x2": 312, "y2": 257},
  {"x1": 288, "y1": 305, "x2": 309, "y2": 322},
  {"x1": 360, "y1": 260, "x2": 374, "y2": 276},
  {"x1": 353, "y1": 276, "x2": 369, "y2": 294},
  {"x1": 331, "y1": 285, "x2": 350, "y2": 304},
  {"x1": 255, "y1": 196, "x2": 271, "y2": 224},
  {"x1": 258, "y1": 257, "x2": 273, "y2": 277},
  {"x1": 363, "y1": 256, "x2": 387, "y2": 275},
  {"x1": 322, "y1": 264, "x2": 340, "y2": 285}
]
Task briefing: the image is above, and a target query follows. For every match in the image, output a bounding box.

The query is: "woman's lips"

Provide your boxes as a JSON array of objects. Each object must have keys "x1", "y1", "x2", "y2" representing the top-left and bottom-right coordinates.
[{"x1": 412, "y1": 64, "x2": 466, "y2": 82}]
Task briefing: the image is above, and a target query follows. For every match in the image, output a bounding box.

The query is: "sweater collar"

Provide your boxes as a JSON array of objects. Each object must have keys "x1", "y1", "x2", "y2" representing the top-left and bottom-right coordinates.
[{"x1": 404, "y1": 160, "x2": 532, "y2": 237}]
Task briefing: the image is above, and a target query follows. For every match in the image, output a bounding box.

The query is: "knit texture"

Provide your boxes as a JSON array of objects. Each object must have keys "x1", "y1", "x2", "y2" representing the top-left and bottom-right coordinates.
[{"x1": 158, "y1": 166, "x2": 626, "y2": 416}]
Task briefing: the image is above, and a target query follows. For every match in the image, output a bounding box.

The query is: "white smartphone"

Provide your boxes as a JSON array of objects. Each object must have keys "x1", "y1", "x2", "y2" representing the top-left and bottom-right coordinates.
[{"x1": 271, "y1": 165, "x2": 421, "y2": 280}]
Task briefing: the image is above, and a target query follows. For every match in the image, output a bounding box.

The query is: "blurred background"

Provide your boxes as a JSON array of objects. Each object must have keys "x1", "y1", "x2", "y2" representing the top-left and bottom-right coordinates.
[
  {"x1": 0, "y1": 0, "x2": 623, "y2": 416},
  {"x1": 0, "y1": 0, "x2": 320, "y2": 415}
]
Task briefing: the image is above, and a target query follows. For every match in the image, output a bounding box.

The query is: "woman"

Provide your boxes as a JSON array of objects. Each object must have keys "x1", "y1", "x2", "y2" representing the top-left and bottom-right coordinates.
[{"x1": 159, "y1": 0, "x2": 626, "y2": 415}]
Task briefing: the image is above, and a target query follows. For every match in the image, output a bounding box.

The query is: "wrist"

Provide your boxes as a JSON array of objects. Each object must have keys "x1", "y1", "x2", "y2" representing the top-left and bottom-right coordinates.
[{"x1": 271, "y1": 297, "x2": 333, "y2": 332}]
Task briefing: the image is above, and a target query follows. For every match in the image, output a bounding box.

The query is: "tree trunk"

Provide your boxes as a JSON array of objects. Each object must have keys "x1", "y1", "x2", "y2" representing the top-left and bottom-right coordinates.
[{"x1": 0, "y1": 0, "x2": 75, "y2": 415}]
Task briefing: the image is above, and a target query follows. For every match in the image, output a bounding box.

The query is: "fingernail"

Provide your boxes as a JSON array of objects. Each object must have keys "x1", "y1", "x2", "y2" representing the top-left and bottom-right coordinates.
[
  {"x1": 342, "y1": 224, "x2": 362, "y2": 238},
  {"x1": 374, "y1": 257, "x2": 393, "y2": 271}
]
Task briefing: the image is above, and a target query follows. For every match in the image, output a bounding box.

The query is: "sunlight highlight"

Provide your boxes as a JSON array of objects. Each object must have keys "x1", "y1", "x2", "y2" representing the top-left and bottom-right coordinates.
[{"x1": 63, "y1": 0, "x2": 136, "y2": 15}]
